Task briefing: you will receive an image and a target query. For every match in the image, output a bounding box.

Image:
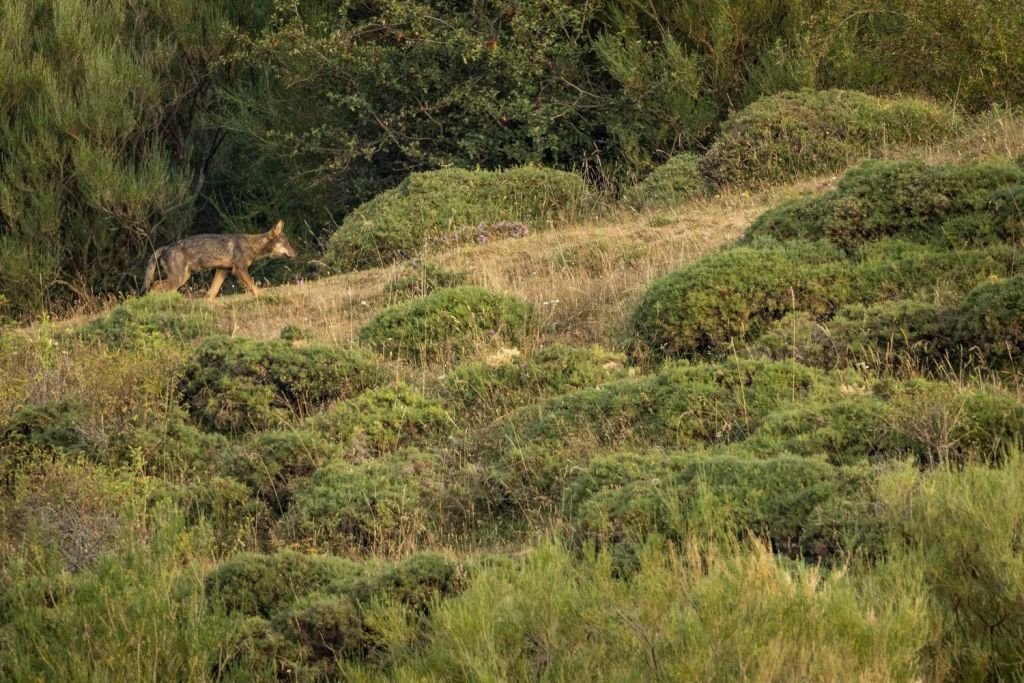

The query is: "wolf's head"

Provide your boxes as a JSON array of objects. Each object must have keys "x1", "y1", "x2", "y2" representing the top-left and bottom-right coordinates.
[{"x1": 266, "y1": 220, "x2": 297, "y2": 258}]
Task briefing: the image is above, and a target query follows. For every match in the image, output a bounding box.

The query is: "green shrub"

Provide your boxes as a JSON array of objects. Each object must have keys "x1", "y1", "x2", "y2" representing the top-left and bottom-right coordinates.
[
  {"x1": 439, "y1": 344, "x2": 628, "y2": 421},
  {"x1": 756, "y1": 300, "x2": 951, "y2": 370},
  {"x1": 358, "y1": 286, "x2": 532, "y2": 362},
  {"x1": 325, "y1": 167, "x2": 597, "y2": 271},
  {"x1": 699, "y1": 90, "x2": 957, "y2": 187},
  {"x1": 205, "y1": 550, "x2": 364, "y2": 619},
  {"x1": 271, "y1": 594, "x2": 374, "y2": 661},
  {"x1": 748, "y1": 397, "x2": 915, "y2": 466},
  {"x1": 222, "y1": 429, "x2": 340, "y2": 514},
  {"x1": 745, "y1": 160, "x2": 1024, "y2": 250},
  {"x1": 2, "y1": 399, "x2": 93, "y2": 457},
  {"x1": 69, "y1": 293, "x2": 216, "y2": 348},
  {"x1": 955, "y1": 275, "x2": 1024, "y2": 369},
  {"x1": 632, "y1": 242, "x2": 848, "y2": 358},
  {"x1": 564, "y1": 450, "x2": 877, "y2": 562},
  {"x1": 171, "y1": 476, "x2": 269, "y2": 553},
  {"x1": 847, "y1": 241, "x2": 1022, "y2": 303},
  {"x1": 310, "y1": 385, "x2": 453, "y2": 458},
  {"x1": 878, "y1": 455, "x2": 1024, "y2": 679},
  {"x1": 278, "y1": 448, "x2": 447, "y2": 552},
  {"x1": 883, "y1": 381, "x2": 1024, "y2": 465},
  {"x1": 178, "y1": 336, "x2": 386, "y2": 433},
  {"x1": 214, "y1": 616, "x2": 306, "y2": 681},
  {"x1": 343, "y1": 553, "x2": 463, "y2": 613},
  {"x1": 622, "y1": 153, "x2": 709, "y2": 210},
  {"x1": 478, "y1": 359, "x2": 835, "y2": 508},
  {"x1": 635, "y1": 238, "x2": 1021, "y2": 361},
  {"x1": 386, "y1": 261, "x2": 467, "y2": 300}
]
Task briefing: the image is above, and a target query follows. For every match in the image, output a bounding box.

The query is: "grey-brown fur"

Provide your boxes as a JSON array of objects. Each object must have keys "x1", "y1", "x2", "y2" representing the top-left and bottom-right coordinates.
[{"x1": 143, "y1": 220, "x2": 296, "y2": 300}]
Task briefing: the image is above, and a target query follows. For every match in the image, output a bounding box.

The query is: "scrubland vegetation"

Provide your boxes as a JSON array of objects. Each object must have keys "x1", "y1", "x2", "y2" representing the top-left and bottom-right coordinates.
[{"x1": 4, "y1": 1, "x2": 1024, "y2": 681}]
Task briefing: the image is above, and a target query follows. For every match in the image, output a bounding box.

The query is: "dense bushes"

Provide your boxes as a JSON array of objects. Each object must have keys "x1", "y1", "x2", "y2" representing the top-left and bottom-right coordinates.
[
  {"x1": 700, "y1": 90, "x2": 957, "y2": 187},
  {"x1": 359, "y1": 286, "x2": 532, "y2": 362},
  {"x1": 622, "y1": 153, "x2": 709, "y2": 210},
  {"x1": 178, "y1": 336, "x2": 386, "y2": 433},
  {"x1": 956, "y1": 275, "x2": 1024, "y2": 368},
  {"x1": 325, "y1": 167, "x2": 597, "y2": 271},
  {"x1": 565, "y1": 451, "x2": 876, "y2": 561},
  {"x1": 745, "y1": 160, "x2": 1024, "y2": 250},
  {"x1": 278, "y1": 448, "x2": 449, "y2": 552}
]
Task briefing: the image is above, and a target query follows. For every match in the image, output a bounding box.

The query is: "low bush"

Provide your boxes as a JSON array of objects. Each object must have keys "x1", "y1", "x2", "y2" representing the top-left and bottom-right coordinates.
[
  {"x1": 310, "y1": 385, "x2": 453, "y2": 458},
  {"x1": 277, "y1": 448, "x2": 448, "y2": 552},
  {"x1": 178, "y1": 336, "x2": 386, "y2": 433},
  {"x1": 222, "y1": 429, "x2": 340, "y2": 515},
  {"x1": 883, "y1": 381, "x2": 1024, "y2": 465},
  {"x1": 564, "y1": 451, "x2": 876, "y2": 562},
  {"x1": 748, "y1": 397, "x2": 917, "y2": 466},
  {"x1": 744, "y1": 160, "x2": 1024, "y2": 250},
  {"x1": 477, "y1": 360, "x2": 835, "y2": 508},
  {"x1": 756, "y1": 300, "x2": 950, "y2": 370},
  {"x1": 438, "y1": 344, "x2": 628, "y2": 421},
  {"x1": 699, "y1": 90, "x2": 957, "y2": 188},
  {"x1": 358, "y1": 286, "x2": 532, "y2": 362},
  {"x1": 621, "y1": 153, "x2": 709, "y2": 210},
  {"x1": 325, "y1": 167, "x2": 598, "y2": 271},
  {"x1": 342, "y1": 553, "x2": 464, "y2": 613},
  {"x1": 271, "y1": 593, "x2": 374, "y2": 661},
  {"x1": 204, "y1": 550, "x2": 364, "y2": 619},
  {"x1": 171, "y1": 476, "x2": 270, "y2": 553},
  {"x1": 69, "y1": 293, "x2": 216, "y2": 347},
  {"x1": 632, "y1": 242, "x2": 848, "y2": 358},
  {"x1": 955, "y1": 275, "x2": 1024, "y2": 369}
]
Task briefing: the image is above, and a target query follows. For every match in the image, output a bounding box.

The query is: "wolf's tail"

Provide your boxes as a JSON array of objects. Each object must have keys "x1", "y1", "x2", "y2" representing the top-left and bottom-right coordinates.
[{"x1": 142, "y1": 247, "x2": 163, "y2": 292}]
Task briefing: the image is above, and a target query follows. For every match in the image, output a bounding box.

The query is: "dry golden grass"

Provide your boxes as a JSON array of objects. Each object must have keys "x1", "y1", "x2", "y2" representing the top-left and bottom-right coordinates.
[{"x1": 204, "y1": 181, "x2": 822, "y2": 349}]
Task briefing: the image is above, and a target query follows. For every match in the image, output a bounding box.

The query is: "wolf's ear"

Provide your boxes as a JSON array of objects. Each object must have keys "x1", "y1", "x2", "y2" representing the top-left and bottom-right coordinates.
[{"x1": 269, "y1": 220, "x2": 284, "y2": 236}]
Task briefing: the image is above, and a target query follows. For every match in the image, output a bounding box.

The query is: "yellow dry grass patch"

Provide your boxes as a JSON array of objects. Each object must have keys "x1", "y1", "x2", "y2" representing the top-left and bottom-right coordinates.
[{"x1": 205, "y1": 181, "x2": 823, "y2": 347}]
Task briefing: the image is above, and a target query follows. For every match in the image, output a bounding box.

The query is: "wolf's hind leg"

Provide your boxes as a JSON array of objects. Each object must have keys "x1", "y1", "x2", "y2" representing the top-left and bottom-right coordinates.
[
  {"x1": 149, "y1": 267, "x2": 190, "y2": 293},
  {"x1": 207, "y1": 269, "x2": 229, "y2": 300}
]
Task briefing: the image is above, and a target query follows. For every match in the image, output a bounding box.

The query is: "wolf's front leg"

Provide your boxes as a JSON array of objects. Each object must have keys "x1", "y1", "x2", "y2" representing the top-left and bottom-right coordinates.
[
  {"x1": 232, "y1": 266, "x2": 261, "y2": 296},
  {"x1": 207, "y1": 269, "x2": 229, "y2": 300}
]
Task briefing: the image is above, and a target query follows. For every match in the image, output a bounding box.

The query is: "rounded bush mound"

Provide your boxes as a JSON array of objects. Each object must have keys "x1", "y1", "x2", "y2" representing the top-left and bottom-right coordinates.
[
  {"x1": 179, "y1": 336, "x2": 386, "y2": 433},
  {"x1": 70, "y1": 292, "x2": 216, "y2": 347},
  {"x1": 955, "y1": 275, "x2": 1024, "y2": 369},
  {"x1": 358, "y1": 286, "x2": 531, "y2": 361},
  {"x1": 310, "y1": 384, "x2": 453, "y2": 457},
  {"x1": 632, "y1": 242, "x2": 848, "y2": 358},
  {"x1": 271, "y1": 594, "x2": 373, "y2": 660},
  {"x1": 343, "y1": 553, "x2": 463, "y2": 613},
  {"x1": 204, "y1": 550, "x2": 364, "y2": 618},
  {"x1": 278, "y1": 448, "x2": 446, "y2": 552},
  {"x1": 565, "y1": 450, "x2": 875, "y2": 561},
  {"x1": 326, "y1": 166, "x2": 598, "y2": 271},
  {"x1": 745, "y1": 160, "x2": 1024, "y2": 250},
  {"x1": 699, "y1": 89, "x2": 957, "y2": 187},
  {"x1": 223, "y1": 429, "x2": 341, "y2": 514},
  {"x1": 622, "y1": 153, "x2": 709, "y2": 210}
]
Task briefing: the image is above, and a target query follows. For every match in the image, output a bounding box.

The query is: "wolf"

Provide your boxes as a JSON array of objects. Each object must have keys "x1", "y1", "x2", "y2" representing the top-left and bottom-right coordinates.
[{"x1": 143, "y1": 220, "x2": 297, "y2": 300}]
